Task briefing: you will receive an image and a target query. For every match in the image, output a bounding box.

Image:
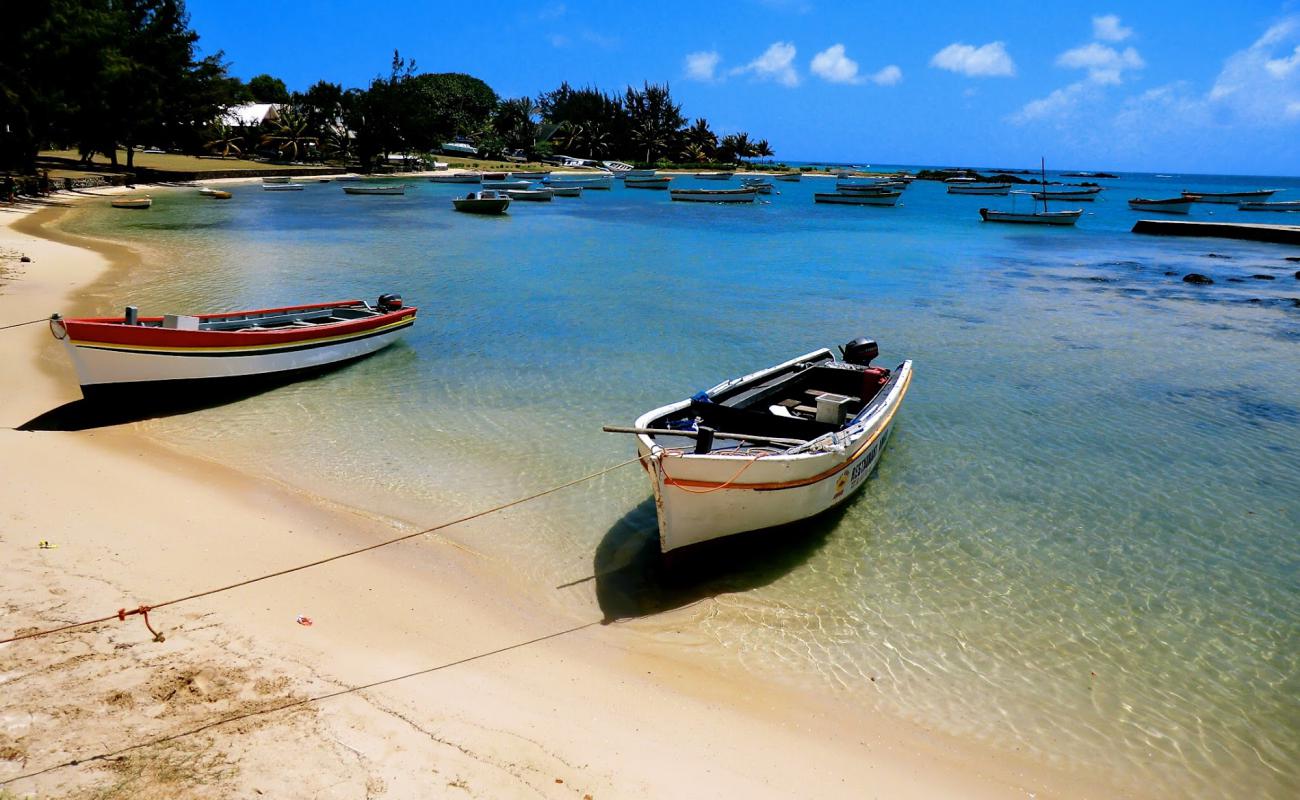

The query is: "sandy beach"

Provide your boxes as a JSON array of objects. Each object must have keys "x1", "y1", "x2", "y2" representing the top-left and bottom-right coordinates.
[{"x1": 0, "y1": 190, "x2": 1123, "y2": 799}]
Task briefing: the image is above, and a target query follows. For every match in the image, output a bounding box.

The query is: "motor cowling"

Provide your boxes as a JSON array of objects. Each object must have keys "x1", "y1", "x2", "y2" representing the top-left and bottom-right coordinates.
[
  {"x1": 377, "y1": 293, "x2": 403, "y2": 312},
  {"x1": 842, "y1": 337, "x2": 879, "y2": 366}
]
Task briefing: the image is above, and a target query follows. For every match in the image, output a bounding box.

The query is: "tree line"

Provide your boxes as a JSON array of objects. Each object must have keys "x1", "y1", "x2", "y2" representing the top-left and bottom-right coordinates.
[{"x1": 1, "y1": 0, "x2": 774, "y2": 174}]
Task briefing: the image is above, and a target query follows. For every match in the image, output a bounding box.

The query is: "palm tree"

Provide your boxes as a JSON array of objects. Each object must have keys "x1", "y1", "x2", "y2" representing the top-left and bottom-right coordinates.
[
  {"x1": 204, "y1": 122, "x2": 243, "y2": 159},
  {"x1": 261, "y1": 108, "x2": 318, "y2": 162},
  {"x1": 753, "y1": 139, "x2": 775, "y2": 159},
  {"x1": 631, "y1": 119, "x2": 670, "y2": 164},
  {"x1": 320, "y1": 121, "x2": 352, "y2": 163},
  {"x1": 683, "y1": 118, "x2": 717, "y2": 159}
]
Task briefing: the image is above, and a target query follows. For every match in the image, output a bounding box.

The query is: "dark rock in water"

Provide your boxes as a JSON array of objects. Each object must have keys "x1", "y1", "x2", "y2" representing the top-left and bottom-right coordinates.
[
  {"x1": 1285, "y1": 256, "x2": 1300, "y2": 262},
  {"x1": 1164, "y1": 270, "x2": 1179, "y2": 276},
  {"x1": 1248, "y1": 298, "x2": 1262, "y2": 303},
  {"x1": 19, "y1": 255, "x2": 31, "y2": 262},
  {"x1": 1294, "y1": 270, "x2": 1300, "y2": 279},
  {"x1": 1183, "y1": 273, "x2": 1214, "y2": 285},
  {"x1": 1292, "y1": 298, "x2": 1300, "y2": 307},
  {"x1": 1252, "y1": 274, "x2": 1276, "y2": 280},
  {"x1": 1227, "y1": 277, "x2": 1245, "y2": 283},
  {"x1": 1205, "y1": 253, "x2": 1231, "y2": 259}
]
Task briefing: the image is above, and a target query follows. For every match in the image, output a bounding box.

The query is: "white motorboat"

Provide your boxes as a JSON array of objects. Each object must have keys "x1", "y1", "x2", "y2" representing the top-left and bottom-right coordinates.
[
  {"x1": 482, "y1": 179, "x2": 532, "y2": 190},
  {"x1": 1030, "y1": 186, "x2": 1102, "y2": 201},
  {"x1": 546, "y1": 175, "x2": 614, "y2": 190},
  {"x1": 262, "y1": 183, "x2": 305, "y2": 191},
  {"x1": 505, "y1": 188, "x2": 554, "y2": 201},
  {"x1": 452, "y1": 190, "x2": 511, "y2": 214},
  {"x1": 670, "y1": 188, "x2": 757, "y2": 203},
  {"x1": 979, "y1": 207, "x2": 1082, "y2": 225},
  {"x1": 947, "y1": 183, "x2": 1013, "y2": 195},
  {"x1": 609, "y1": 339, "x2": 912, "y2": 552}
]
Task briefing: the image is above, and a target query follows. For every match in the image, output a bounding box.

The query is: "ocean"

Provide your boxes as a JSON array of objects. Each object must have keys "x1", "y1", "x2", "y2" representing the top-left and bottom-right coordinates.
[{"x1": 59, "y1": 168, "x2": 1299, "y2": 797}]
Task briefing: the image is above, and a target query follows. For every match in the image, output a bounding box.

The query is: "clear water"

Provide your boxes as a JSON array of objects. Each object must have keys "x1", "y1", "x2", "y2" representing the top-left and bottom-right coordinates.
[{"x1": 59, "y1": 172, "x2": 1300, "y2": 796}]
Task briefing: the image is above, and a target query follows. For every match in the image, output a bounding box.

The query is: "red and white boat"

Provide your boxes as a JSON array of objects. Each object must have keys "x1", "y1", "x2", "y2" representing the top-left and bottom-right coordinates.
[{"x1": 50, "y1": 295, "x2": 416, "y2": 397}]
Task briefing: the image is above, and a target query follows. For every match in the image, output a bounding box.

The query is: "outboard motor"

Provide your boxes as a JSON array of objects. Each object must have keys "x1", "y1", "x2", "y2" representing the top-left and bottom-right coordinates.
[
  {"x1": 376, "y1": 293, "x2": 403, "y2": 312},
  {"x1": 841, "y1": 337, "x2": 879, "y2": 366}
]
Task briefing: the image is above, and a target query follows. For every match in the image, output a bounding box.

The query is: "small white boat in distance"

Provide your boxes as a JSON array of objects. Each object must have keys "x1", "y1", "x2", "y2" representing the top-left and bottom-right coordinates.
[
  {"x1": 617, "y1": 169, "x2": 658, "y2": 179},
  {"x1": 740, "y1": 178, "x2": 774, "y2": 194},
  {"x1": 549, "y1": 186, "x2": 583, "y2": 197},
  {"x1": 694, "y1": 171, "x2": 734, "y2": 180},
  {"x1": 609, "y1": 338, "x2": 911, "y2": 553},
  {"x1": 343, "y1": 185, "x2": 405, "y2": 195},
  {"x1": 772, "y1": 172, "x2": 802, "y2": 182},
  {"x1": 1237, "y1": 199, "x2": 1300, "y2": 211},
  {"x1": 624, "y1": 177, "x2": 673, "y2": 189},
  {"x1": 262, "y1": 183, "x2": 305, "y2": 191},
  {"x1": 111, "y1": 195, "x2": 152, "y2": 209},
  {"x1": 815, "y1": 191, "x2": 901, "y2": 206},
  {"x1": 482, "y1": 179, "x2": 532, "y2": 190},
  {"x1": 452, "y1": 190, "x2": 511, "y2": 215},
  {"x1": 505, "y1": 188, "x2": 554, "y2": 201},
  {"x1": 429, "y1": 173, "x2": 482, "y2": 184},
  {"x1": 948, "y1": 183, "x2": 1013, "y2": 195},
  {"x1": 546, "y1": 175, "x2": 614, "y2": 190},
  {"x1": 1129, "y1": 197, "x2": 1192, "y2": 214},
  {"x1": 979, "y1": 207, "x2": 1082, "y2": 225},
  {"x1": 1182, "y1": 189, "x2": 1276, "y2": 204},
  {"x1": 262, "y1": 176, "x2": 291, "y2": 184},
  {"x1": 1030, "y1": 186, "x2": 1102, "y2": 201},
  {"x1": 670, "y1": 188, "x2": 757, "y2": 203}
]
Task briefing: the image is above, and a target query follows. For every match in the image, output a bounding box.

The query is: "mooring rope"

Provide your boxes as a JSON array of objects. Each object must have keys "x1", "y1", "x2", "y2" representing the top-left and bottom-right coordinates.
[
  {"x1": 0, "y1": 454, "x2": 646, "y2": 646},
  {"x1": 0, "y1": 315, "x2": 51, "y2": 332}
]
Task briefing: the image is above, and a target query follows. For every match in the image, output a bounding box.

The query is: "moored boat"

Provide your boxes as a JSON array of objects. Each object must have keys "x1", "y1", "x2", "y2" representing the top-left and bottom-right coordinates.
[
  {"x1": 110, "y1": 196, "x2": 152, "y2": 209},
  {"x1": 262, "y1": 183, "x2": 305, "y2": 191},
  {"x1": 262, "y1": 176, "x2": 291, "y2": 184},
  {"x1": 1182, "y1": 188, "x2": 1276, "y2": 204},
  {"x1": 1030, "y1": 186, "x2": 1102, "y2": 201},
  {"x1": 772, "y1": 172, "x2": 802, "y2": 182},
  {"x1": 740, "y1": 178, "x2": 774, "y2": 194},
  {"x1": 545, "y1": 175, "x2": 614, "y2": 190},
  {"x1": 481, "y1": 179, "x2": 532, "y2": 190},
  {"x1": 505, "y1": 188, "x2": 554, "y2": 202},
  {"x1": 50, "y1": 295, "x2": 416, "y2": 398},
  {"x1": 452, "y1": 190, "x2": 511, "y2": 215},
  {"x1": 608, "y1": 338, "x2": 912, "y2": 553},
  {"x1": 207, "y1": 190, "x2": 232, "y2": 200},
  {"x1": 343, "y1": 185, "x2": 406, "y2": 195},
  {"x1": 616, "y1": 169, "x2": 658, "y2": 179},
  {"x1": 669, "y1": 188, "x2": 757, "y2": 203},
  {"x1": 979, "y1": 207, "x2": 1082, "y2": 225},
  {"x1": 815, "y1": 191, "x2": 901, "y2": 206},
  {"x1": 694, "y1": 171, "x2": 734, "y2": 180},
  {"x1": 428, "y1": 173, "x2": 482, "y2": 184},
  {"x1": 1129, "y1": 197, "x2": 1192, "y2": 214},
  {"x1": 549, "y1": 186, "x2": 583, "y2": 197},
  {"x1": 947, "y1": 183, "x2": 1013, "y2": 195},
  {"x1": 1237, "y1": 200, "x2": 1300, "y2": 211},
  {"x1": 624, "y1": 177, "x2": 673, "y2": 189},
  {"x1": 509, "y1": 171, "x2": 551, "y2": 180}
]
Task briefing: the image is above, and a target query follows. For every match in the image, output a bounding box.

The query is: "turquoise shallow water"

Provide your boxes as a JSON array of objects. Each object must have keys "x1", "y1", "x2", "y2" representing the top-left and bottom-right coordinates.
[{"x1": 60, "y1": 171, "x2": 1299, "y2": 796}]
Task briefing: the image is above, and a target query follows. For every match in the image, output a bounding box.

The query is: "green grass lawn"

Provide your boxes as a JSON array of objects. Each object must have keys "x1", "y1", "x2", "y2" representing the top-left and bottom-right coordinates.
[{"x1": 40, "y1": 149, "x2": 301, "y2": 173}]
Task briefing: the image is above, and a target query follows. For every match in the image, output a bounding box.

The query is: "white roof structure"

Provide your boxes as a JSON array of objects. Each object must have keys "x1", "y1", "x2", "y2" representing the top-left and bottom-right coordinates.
[{"x1": 221, "y1": 103, "x2": 280, "y2": 127}]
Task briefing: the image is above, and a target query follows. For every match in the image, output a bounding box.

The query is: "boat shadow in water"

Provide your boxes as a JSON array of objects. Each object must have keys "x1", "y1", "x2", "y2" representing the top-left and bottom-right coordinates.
[
  {"x1": 592, "y1": 498, "x2": 846, "y2": 622},
  {"x1": 18, "y1": 379, "x2": 302, "y2": 431}
]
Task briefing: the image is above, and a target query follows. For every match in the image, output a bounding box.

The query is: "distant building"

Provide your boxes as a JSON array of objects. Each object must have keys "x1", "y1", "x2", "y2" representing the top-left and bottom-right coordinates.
[{"x1": 221, "y1": 103, "x2": 281, "y2": 128}]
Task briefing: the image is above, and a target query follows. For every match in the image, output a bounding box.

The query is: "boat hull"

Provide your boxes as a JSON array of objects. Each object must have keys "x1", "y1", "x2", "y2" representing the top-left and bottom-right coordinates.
[
  {"x1": 546, "y1": 177, "x2": 613, "y2": 190},
  {"x1": 1129, "y1": 199, "x2": 1192, "y2": 214},
  {"x1": 772, "y1": 173, "x2": 801, "y2": 182},
  {"x1": 1184, "y1": 190, "x2": 1276, "y2": 204},
  {"x1": 635, "y1": 359, "x2": 912, "y2": 552},
  {"x1": 624, "y1": 178, "x2": 672, "y2": 189},
  {"x1": 549, "y1": 186, "x2": 583, "y2": 197},
  {"x1": 453, "y1": 198, "x2": 510, "y2": 214},
  {"x1": 505, "y1": 189, "x2": 553, "y2": 201},
  {"x1": 979, "y1": 208, "x2": 1082, "y2": 225},
  {"x1": 1238, "y1": 201, "x2": 1300, "y2": 211},
  {"x1": 670, "y1": 189, "x2": 756, "y2": 203},
  {"x1": 814, "y1": 192, "x2": 900, "y2": 206},
  {"x1": 59, "y1": 306, "x2": 416, "y2": 393},
  {"x1": 343, "y1": 186, "x2": 405, "y2": 195},
  {"x1": 693, "y1": 172, "x2": 734, "y2": 180},
  {"x1": 1030, "y1": 190, "x2": 1101, "y2": 201},
  {"x1": 947, "y1": 184, "x2": 1012, "y2": 195},
  {"x1": 428, "y1": 174, "x2": 482, "y2": 184}
]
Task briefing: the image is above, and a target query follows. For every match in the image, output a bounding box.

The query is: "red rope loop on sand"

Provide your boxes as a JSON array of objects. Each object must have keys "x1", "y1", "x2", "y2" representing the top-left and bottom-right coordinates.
[{"x1": 117, "y1": 605, "x2": 164, "y2": 642}]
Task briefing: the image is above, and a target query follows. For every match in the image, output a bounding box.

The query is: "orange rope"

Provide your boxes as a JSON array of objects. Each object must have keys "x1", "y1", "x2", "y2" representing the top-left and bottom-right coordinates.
[{"x1": 655, "y1": 450, "x2": 771, "y2": 495}]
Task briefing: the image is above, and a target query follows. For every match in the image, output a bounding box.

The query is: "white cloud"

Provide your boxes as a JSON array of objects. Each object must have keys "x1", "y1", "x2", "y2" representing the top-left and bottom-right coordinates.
[
  {"x1": 1011, "y1": 81, "x2": 1096, "y2": 122},
  {"x1": 1208, "y1": 17, "x2": 1300, "y2": 122},
  {"x1": 811, "y1": 44, "x2": 862, "y2": 84},
  {"x1": 930, "y1": 42, "x2": 1016, "y2": 77},
  {"x1": 1057, "y1": 43, "x2": 1145, "y2": 84},
  {"x1": 870, "y1": 64, "x2": 903, "y2": 86},
  {"x1": 1092, "y1": 14, "x2": 1132, "y2": 42},
  {"x1": 731, "y1": 41, "x2": 799, "y2": 87},
  {"x1": 684, "y1": 50, "x2": 722, "y2": 82},
  {"x1": 548, "y1": 33, "x2": 569, "y2": 48}
]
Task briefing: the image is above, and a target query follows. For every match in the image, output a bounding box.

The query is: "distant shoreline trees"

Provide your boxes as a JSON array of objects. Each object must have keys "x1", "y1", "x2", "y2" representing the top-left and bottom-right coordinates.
[{"x1": 0, "y1": 1, "x2": 774, "y2": 174}]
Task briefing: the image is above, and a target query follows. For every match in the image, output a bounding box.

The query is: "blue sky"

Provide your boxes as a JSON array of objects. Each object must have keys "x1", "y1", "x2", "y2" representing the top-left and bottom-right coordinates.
[{"x1": 188, "y1": 0, "x2": 1300, "y2": 175}]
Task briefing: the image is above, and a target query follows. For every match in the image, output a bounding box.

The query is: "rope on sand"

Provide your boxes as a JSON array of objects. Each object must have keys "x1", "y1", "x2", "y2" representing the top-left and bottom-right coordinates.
[
  {"x1": 0, "y1": 315, "x2": 52, "y2": 332},
  {"x1": 0, "y1": 455, "x2": 646, "y2": 646}
]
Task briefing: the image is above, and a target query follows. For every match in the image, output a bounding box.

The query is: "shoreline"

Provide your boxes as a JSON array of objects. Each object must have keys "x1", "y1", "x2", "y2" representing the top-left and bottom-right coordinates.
[{"x1": 1, "y1": 190, "x2": 1115, "y2": 798}]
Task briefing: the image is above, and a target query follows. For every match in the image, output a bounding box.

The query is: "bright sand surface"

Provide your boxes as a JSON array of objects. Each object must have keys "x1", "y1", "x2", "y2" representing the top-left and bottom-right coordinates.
[{"x1": 0, "y1": 191, "x2": 1114, "y2": 799}]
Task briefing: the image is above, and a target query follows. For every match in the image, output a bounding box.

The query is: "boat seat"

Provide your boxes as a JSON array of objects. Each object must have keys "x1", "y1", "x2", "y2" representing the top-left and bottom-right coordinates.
[{"x1": 805, "y1": 389, "x2": 860, "y2": 403}]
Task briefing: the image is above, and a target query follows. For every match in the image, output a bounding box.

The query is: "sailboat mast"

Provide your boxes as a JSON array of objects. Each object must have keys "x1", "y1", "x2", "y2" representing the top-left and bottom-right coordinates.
[{"x1": 1041, "y1": 157, "x2": 1048, "y2": 213}]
